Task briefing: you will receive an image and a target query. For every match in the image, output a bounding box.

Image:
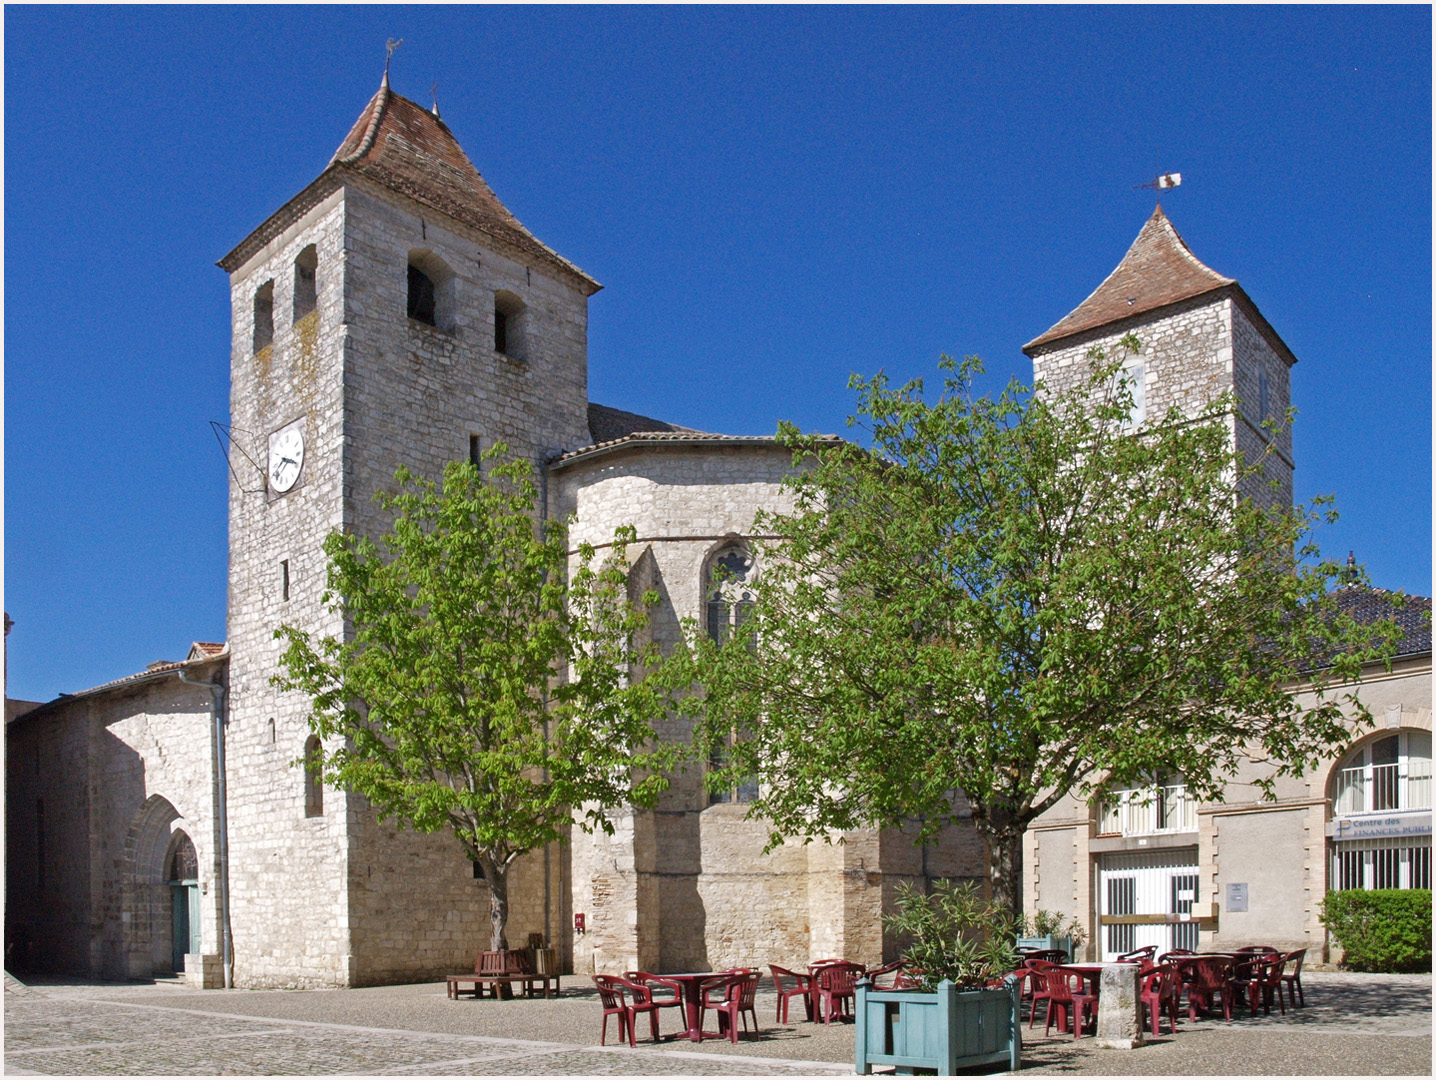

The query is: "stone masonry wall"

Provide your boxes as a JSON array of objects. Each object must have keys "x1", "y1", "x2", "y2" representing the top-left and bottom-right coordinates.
[
  {"x1": 4, "y1": 668, "x2": 222, "y2": 980},
  {"x1": 226, "y1": 188, "x2": 355, "y2": 988},
  {"x1": 555, "y1": 443, "x2": 992, "y2": 974},
  {"x1": 337, "y1": 180, "x2": 591, "y2": 983},
  {"x1": 1027, "y1": 294, "x2": 1294, "y2": 509}
]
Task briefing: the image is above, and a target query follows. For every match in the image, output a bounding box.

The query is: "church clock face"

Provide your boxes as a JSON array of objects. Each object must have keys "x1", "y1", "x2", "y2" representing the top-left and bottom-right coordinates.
[{"x1": 267, "y1": 423, "x2": 305, "y2": 494}]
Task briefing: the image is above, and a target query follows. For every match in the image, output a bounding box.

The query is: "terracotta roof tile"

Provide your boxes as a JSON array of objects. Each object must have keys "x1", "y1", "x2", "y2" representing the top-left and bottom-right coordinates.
[
  {"x1": 1024, "y1": 205, "x2": 1236, "y2": 353},
  {"x1": 221, "y1": 84, "x2": 600, "y2": 294}
]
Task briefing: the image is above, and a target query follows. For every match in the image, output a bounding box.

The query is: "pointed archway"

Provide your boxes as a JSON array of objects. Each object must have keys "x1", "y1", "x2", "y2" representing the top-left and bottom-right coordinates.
[{"x1": 121, "y1": 795, "x2": 199, "y2": 979}]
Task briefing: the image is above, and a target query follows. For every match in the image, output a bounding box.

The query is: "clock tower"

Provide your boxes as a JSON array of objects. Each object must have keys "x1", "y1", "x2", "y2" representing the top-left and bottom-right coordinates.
[{"x1": 217, "y1": 76, "x2": 599, "y2": 987}]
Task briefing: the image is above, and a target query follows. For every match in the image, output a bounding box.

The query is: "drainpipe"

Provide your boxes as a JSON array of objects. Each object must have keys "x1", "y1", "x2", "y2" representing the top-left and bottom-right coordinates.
[{"x1": 179, "y1": 665, "x2": 233, "y2": 989}]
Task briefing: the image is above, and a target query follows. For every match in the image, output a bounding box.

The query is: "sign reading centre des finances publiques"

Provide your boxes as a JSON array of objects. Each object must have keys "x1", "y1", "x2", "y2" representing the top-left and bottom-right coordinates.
[{"x1": 1328, "y1": 810, "x2": 1433, "y2": 842}]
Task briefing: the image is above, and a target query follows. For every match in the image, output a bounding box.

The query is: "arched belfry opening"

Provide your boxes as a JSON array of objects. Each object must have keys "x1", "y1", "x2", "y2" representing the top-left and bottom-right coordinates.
[{"x1": 407, "y1": 249, "x2": 454, "y2": 331}]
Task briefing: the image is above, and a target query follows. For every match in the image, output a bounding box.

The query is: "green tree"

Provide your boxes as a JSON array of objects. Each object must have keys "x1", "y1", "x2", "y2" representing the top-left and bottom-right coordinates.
[
  {"x1": 274, "y1": 448, "x2": 673, "y2": 950},
  {"x1": 669, "y1": 341, "x2": 1402, "y2": 918}
]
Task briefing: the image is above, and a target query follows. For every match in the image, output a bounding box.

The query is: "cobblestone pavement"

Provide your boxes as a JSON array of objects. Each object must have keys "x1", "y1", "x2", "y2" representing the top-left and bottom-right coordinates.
[{"x1": 4, "y1": 971, "x2": 1429, "y2": 1075}]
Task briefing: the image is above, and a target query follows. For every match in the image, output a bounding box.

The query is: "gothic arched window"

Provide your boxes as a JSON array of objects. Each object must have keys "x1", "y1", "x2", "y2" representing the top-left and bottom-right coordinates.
[
  {"x1": 705, "y1": 544, "x2": 754, "y2": 646},
  {"x1": 705, "y1": 543, "x2": 758, "y2": 804}
]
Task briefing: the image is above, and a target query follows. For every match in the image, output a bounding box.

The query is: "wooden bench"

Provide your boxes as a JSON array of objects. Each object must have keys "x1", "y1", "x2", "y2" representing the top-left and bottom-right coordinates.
[{"x1": 447, "y1": 949, "x2": 561, "y2": 1000}]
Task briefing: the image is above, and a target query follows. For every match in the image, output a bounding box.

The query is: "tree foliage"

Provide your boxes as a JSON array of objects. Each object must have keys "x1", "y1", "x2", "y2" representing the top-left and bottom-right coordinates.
[
  {"x1": 666, "y1": 341, "x2": 1404, "y2": 916},
  {"x1": 274, "y1": 448, "x2": 674, "y2": 949}
]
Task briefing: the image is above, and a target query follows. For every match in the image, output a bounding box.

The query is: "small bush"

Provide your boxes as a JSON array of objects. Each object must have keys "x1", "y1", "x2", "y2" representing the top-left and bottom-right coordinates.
[{"x1": 1320, "y1": 889, "x2": 1431, "y2": 973}]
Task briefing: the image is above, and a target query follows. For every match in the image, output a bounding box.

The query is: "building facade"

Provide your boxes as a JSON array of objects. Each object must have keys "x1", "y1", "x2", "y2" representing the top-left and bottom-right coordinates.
[
  {"x1": 5, "y1": 80, "x2": 983, "y2": 988},
  {"x1": 7, "y1": 86, "x2": 1426, "y2": 987},
  {"x1": 1018, "y1": 212, "x2": 1432, "y2": 963}
]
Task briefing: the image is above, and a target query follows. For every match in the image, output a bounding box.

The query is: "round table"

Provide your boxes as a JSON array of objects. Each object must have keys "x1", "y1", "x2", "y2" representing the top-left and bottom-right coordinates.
[{"x1": 654, "y1": 972, "x2": 729, "y2": 1042}]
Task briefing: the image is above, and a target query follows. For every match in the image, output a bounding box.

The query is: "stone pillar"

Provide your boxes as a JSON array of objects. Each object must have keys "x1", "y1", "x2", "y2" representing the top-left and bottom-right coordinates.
[{"x1": 1092, "y1": 963, "x2": 1145, "y2": 1049}]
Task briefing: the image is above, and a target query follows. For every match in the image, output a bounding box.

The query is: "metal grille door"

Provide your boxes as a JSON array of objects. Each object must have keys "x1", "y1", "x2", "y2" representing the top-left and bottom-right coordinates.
[{"x1": 1098, "y1": 849, "x2": 1200, "y2": 960}]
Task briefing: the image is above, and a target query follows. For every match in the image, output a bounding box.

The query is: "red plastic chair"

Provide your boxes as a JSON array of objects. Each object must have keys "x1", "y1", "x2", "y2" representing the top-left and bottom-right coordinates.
[
  {"x1": 1118, "y1": 945, "x2": 1158, "y2": 966},
  {"x1": 1233, "y1": 955, "x2": 1288, "y2": 1016},
  {"x1": 1279, "y1": 948, "x2": 1307, "y2": 1007},
  {"x1": 1139, "y1": 963, "x2": 1182, "y2": 1037},
  {"x1": 624, "y1": 971, "x2": 685, "y2": 1033},
  {"x1": 699, "y1": 971, "x2": 760, "y2": 1043},
  {"x1": 814, "y1": 961, "x2": 864, "y2": 1025},
  {"x1": 769, "y1": 965, "x2": 814, "y2": 1023},
  {"x1": 864, "y1": 960, "x2": 904, "y2": 988},
  {"x1": 1024, "y1": 958, "x2": 1060, "y2": 1030},
  {"x1": 1044, "y1": 967, "x2": 1098, "y2": 1040},
  {"x1": 1179, "y1": 956, "x2": 1235, "y2": 1022},
  {"x1": 592, "y1": 975, "x2": 632, "y2": 1046}
]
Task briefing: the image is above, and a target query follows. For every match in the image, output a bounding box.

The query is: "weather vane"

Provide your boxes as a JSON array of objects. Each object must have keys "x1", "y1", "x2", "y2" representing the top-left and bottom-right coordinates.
[
  {"x1": 1134, "y1": 171, "x2": 1182, "y2": 194},
  {"x1": 385, "y1": 37, "x2": 403, "y2": 81},
  {"x1": 431, "y1": 80, "x2": 441, "y2": 118}
]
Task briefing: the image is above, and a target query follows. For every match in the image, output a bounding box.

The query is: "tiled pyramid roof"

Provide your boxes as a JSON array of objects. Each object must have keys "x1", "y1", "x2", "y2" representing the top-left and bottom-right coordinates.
[
  {"x1": 220, "y1": 82, "x2": 599, "y2": 294},
  {"x1": 1024, "y1": 206, "x2": 1236, "y2": 353}
]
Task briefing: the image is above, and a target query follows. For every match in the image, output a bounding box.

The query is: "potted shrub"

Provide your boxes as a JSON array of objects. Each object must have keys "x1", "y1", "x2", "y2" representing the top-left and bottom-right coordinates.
[
  {"x1": 1017, "y1": 909, "x2": 1087, "y2": 962},
  {"x1": 856, "y1": 881, "x2": 1022, "y2": 1075}
]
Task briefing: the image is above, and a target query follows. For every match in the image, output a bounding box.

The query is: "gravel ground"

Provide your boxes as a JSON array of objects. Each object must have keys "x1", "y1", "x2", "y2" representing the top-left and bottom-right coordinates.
[{"x1": 5, "y1": 970, "x2": 1429, "y2": 1075}]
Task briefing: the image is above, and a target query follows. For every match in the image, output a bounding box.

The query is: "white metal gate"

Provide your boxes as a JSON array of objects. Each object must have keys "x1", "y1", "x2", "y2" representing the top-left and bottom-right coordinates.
[{"x1": 1098, "y1": 849, "x2": 1200, "y2": 961}]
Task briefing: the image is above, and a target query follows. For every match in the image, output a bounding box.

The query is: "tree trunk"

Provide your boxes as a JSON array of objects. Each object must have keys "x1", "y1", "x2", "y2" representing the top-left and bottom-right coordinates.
[
  {"x1": 482, "y1": 855, "x2": 510, "y2": 952},
  {"x1": 978, "y1": 816, "x2": 1025, "y2": 923}
]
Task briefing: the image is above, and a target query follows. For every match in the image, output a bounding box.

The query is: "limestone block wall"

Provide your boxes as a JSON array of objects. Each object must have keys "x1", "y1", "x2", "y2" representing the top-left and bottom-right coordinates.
[
  {"x1": 6, "y1": 700, "x2": 94, "y2": 975},
  {"x1": 1230, "y1": 304, "x2": 1294, "y2": 509},
  {"x1": 1027, "y1": 294, "x2": 1294, "y2": 510},
  {"x1": 555, "y1": 443, "x2": 991, "y2": 973},
  {"x1": 1028, "y1": 294, "x2": 1233, "y2": 419},
  {"x1": 4, "y1": 667, "x2": 222, "y2": 980},
  {"x1": 226, "y1": 189, "x2": 354, "y2": 988},
  {"x1": 335, "y1": 180, "x2": 592, "y2": 983}
]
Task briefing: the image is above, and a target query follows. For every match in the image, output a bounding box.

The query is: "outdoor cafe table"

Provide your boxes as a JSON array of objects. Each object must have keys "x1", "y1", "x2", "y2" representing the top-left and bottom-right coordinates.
[
  {"x1": 654, "y1": 972, "x2": 728, "y2": 1042},
  {"x1": 1061, "y1": 962, "x2": 1145, "y2": 1044}
]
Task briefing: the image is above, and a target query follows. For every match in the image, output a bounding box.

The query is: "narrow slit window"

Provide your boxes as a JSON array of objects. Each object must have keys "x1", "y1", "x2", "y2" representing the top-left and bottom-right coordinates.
[
  {"x1": 36, "y1": 798, "x2": 45, "y2": 891},
  {"x1": 304, "y1": 735, "x2": 324, "y2": 817},
  {"x1": 494, "y1": 308, "x2": 508, "y2": 354},
  {"x1": 280, "y1": 559, "x2": 290, "y2": 601},
  {"x1": 268, "y1": 718, "x2": 276, "y2": 745},
  {"x1": 469, "y1": 435, "x2": 481, "y2": 468}
]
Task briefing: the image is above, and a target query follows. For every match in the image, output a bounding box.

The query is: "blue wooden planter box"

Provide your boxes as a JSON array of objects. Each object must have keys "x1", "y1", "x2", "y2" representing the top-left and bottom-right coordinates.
[
  {"x1": 855, "y1": 977, "x2": 1021, "y2": 1075},
  {"x1": 1015, "y1": 935, "x2": 1072, "y2": 960}
]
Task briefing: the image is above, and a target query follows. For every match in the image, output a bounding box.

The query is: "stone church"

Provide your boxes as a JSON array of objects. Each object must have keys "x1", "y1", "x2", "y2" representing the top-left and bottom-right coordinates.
[{"x1": 7, "y1": 80, "x2": 1426, "y2": 987}]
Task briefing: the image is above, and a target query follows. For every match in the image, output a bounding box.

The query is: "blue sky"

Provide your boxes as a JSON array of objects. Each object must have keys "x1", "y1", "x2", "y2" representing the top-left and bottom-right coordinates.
[{"x1": 5, "y1": 6, "x2": 1431, "y2": 701}]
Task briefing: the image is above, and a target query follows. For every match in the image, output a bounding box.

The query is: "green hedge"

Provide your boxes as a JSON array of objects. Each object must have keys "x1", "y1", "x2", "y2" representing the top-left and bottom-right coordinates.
[{"x1": 1320, "y1": 889, "x2": 1432, "y2": 973}]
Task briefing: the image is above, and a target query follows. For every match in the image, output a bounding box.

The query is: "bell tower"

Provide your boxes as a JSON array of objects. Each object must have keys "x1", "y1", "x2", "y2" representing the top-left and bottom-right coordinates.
[
  {"x1": 217, "y1": 76, "x2": 599, "y2": 987},
  {"x1": 1023, "y1": 206, "x2": 1296, "y2": 508}
]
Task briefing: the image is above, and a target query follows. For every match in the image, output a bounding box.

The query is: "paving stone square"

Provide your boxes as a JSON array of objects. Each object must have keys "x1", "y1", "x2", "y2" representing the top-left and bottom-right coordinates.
[{"x1": 5, "y1": 971, "x2": 1429, "y2": 1075}]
